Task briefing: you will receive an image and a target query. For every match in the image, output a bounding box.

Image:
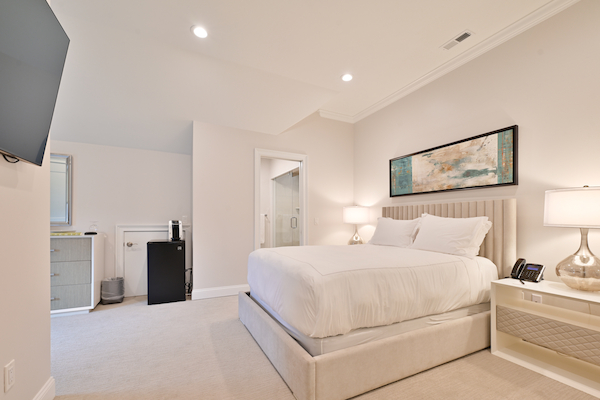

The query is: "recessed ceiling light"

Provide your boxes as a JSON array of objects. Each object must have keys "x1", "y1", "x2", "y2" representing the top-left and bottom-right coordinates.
[
  {"x1": 341, "y1": 74, "x2": 353, "y2": 82},
  {"x1": 191, "y1": 26, "x2": 208, "y2": 39}
]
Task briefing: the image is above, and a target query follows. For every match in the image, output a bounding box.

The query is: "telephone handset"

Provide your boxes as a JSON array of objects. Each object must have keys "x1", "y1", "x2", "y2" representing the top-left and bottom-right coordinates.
[
  {"x1": 511, "y1": 258, "x2": 527, "y2": 279},
  {"x1": 510, "y1": 258, "x2": 545, "y2": 283}
]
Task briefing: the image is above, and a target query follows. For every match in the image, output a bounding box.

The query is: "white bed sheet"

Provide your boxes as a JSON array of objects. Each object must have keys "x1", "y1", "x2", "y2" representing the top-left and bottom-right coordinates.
[
  {"x1": 251, "y1": 294, "x2": 490, "y2": 356},
  {"x1": 248, "y1": 244, "x2": 498, "y2": 338}
]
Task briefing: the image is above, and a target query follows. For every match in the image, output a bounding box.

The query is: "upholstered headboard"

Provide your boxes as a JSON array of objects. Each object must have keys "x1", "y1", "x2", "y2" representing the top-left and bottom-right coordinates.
[{"x1": 382, "y1": 198, "x2": 516, "y2": 278}]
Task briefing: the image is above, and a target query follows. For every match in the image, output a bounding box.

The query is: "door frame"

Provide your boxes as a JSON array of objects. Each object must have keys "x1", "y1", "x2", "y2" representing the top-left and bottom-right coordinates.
[{"x1": 254, "y1": 149, "x2": 307, "y2": 250}]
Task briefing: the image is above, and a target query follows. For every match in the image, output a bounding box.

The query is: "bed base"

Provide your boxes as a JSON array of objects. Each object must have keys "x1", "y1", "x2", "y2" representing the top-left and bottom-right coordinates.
[{"x1": 239, "y1": 291, "x2": 491, "y2": 400}]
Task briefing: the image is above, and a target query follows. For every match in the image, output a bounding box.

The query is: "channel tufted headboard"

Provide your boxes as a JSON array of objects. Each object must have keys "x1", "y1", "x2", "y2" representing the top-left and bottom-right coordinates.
[{"x1": 382, "y1": 198, "x2": 516, "y2": 278}]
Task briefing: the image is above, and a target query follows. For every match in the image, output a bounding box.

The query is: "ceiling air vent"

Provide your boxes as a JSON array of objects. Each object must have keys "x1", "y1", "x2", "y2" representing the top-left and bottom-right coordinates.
[{"x1": 441, "y1": 30, "x2": 474, "y2": 50}]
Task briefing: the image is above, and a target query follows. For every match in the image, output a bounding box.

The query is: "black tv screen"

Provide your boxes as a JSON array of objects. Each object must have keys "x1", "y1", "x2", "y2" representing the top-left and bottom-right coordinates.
[{"x1": 0, "y1": 0, "x2": 69, "y2": 166}]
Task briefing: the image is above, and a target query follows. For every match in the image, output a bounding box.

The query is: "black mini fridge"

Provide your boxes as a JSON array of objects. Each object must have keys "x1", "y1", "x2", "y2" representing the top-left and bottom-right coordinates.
[{"x1": 147, "y1": 240, "x2": 186, "y2": 305}]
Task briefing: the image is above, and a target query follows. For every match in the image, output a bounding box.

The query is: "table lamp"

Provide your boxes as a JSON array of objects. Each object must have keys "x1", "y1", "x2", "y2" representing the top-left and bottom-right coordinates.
[
  {"x1": 343, "y1": 206, "x2": 369, "y2": 245},
  {"x1": 544, "y1": 186, "x2": 600, "y2": 291}
]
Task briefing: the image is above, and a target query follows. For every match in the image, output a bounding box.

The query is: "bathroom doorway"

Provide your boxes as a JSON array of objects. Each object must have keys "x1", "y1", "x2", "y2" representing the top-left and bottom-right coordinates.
[
  {"x1": 272, "y1": 165, "x2": 300, "y2": 247},
  {"x1": 254, "y1": 149, "x2": 307, "y2": 250}
]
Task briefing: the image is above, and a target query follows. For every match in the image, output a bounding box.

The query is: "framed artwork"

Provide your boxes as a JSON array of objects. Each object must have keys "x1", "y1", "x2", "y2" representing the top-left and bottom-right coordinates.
[{"x1": 390, "y1": 125, "x2": 517, "y2": 197}]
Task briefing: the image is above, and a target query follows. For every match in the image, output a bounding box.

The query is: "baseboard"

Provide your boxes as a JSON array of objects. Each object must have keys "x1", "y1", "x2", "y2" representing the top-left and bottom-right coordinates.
[
  {"x1": 33, "y1": 377, "x2": 55, "y2": 400},
  {"x1": 192, "y1": 284, "x2": 250, "y2": 300},
  {"x1": 51, "y1": 310, "x2": 90, "y2": 318}
]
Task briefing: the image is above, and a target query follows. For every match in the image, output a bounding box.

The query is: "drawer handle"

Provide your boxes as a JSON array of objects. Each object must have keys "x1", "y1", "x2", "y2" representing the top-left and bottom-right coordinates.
[
  {"x1": 50, "y1": 273, "x2": 58, "y2": 277},
  {"x1": 50, "y1": 297, "x2": 58, "y2": 301},
  {"x1": 50, "y1": 249, "x2": 59, "y2": 252}
]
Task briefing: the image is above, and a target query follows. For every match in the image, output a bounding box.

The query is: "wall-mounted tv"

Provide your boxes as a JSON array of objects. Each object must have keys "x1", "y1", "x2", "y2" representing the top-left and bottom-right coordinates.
[{"x1": 0, "y1": 0, "x2": 70, "y2": 166}]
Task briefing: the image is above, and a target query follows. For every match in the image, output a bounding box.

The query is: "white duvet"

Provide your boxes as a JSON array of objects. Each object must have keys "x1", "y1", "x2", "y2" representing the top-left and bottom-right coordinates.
[{"x1": 248, "y1": 244, "x2": 498, "y2": 338}]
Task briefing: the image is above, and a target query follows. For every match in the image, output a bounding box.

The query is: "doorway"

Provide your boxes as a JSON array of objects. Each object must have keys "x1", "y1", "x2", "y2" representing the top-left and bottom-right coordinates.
[
  {"x1": 254, "y1": 149, "x2": 307, "y2": 250},
  {"x1": 272, "y1": 166, "x2": 300, "y2": 247}
]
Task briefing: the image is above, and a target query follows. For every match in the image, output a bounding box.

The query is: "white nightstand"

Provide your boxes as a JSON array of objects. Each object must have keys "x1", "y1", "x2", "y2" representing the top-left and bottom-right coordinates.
[{"x1": 491, "y1": 278, "x2": 600, "y2": 397}]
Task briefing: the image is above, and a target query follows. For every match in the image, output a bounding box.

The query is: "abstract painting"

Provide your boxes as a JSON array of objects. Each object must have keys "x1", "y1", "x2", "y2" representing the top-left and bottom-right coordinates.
[{"x1": 390, "y1": 126, "x2": 517, "y2": 197}]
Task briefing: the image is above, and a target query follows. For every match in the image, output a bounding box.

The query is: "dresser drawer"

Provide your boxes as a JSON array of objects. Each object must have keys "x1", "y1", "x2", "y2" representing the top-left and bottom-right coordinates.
[
  {"x1": 51, "y1": 284, "x2": 91, "y2": 310},
  {"x1": 50, "y1": 238, "x2": 92, "y2": 262},
  {"x1": 51, "y1": 261, "x2": 91, "y2": 286}
]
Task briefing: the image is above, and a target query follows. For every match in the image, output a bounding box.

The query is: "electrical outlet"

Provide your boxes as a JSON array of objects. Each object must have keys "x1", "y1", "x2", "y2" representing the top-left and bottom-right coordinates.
[
  {"x1": 4, "y1": 360, "x2": 15, "y2": 393},
  {"x1": 531, "y1": 294, "x2": 542, "y2": 304}
]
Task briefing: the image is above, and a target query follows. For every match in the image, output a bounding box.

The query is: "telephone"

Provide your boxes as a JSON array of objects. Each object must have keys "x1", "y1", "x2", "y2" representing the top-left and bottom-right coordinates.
[
  {"x1": 510, "y1": 258, "x2": 527, "y2": 279},
  {"x1": 510, "y1": 258, "x2": 545, "y2": 282}
]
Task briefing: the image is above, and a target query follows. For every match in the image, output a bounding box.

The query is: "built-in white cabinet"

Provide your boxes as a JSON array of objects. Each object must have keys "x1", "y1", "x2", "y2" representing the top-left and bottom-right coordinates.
[
  {"x1": 50, "y1": 235, "x2": 104, "y2": 315},
  {"x1": 491, "y1": 279, "x2": 600, "y2": 397}
]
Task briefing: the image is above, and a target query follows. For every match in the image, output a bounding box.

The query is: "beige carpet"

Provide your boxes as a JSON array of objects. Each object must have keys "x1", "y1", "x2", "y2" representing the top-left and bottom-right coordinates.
[{"x1": 51, "y1": 296, "x2": 598, "y2": 400}]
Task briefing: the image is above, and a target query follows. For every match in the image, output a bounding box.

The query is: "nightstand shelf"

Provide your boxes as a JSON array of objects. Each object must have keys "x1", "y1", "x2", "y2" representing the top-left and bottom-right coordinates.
[{"x1": 491, "y1": 279, "x2": 600, "y2": 398}]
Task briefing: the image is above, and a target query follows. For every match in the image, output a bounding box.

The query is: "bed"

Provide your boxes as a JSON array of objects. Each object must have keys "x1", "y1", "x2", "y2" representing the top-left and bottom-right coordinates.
[{"x1": 239, "y1": 198, "x2": 516, "y2": 400}]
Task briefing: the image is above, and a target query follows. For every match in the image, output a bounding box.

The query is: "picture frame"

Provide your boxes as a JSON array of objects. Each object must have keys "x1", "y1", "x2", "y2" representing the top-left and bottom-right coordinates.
[{"x1": 390, "y1": 125, "x2": 517, "y2": 197}]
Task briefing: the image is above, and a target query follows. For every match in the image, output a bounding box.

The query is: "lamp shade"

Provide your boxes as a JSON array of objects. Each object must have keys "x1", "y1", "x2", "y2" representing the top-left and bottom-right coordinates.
[
  {"x1": 544, "y1": 187, "x2": 600, "y2": 228},
  {"x1": 343, "y1": 206, "x2": 369, "y2": 224}
]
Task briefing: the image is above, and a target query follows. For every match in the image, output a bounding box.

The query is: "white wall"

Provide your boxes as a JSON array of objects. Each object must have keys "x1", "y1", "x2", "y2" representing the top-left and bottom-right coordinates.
[
  {"x1": 0, "y1": 153, "x2": 53, "y2": 399},
  {"x1": 269, "y1": 159, "x2": 301, "y2": 180},
  {"x1": 192, "y1": 113, "x2": 354, "y2": 297},
  {"x1": 354, "y1": 0, "x2": 600, "y2": 281},
  {"x1": 50, "y1": 141, "x2": 192, "y2": 278}
]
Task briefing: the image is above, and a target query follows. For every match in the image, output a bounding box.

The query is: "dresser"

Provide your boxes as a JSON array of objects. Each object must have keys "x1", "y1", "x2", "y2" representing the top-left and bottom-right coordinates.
[{"x1": 50, "y1": 235, "x2": 105, "y2": 315}]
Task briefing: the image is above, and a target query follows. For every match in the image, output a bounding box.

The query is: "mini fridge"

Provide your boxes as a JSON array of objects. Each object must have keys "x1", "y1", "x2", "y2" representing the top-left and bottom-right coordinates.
[{"x1": 147, "y1": 240, "x2": 186, "y2": 305}]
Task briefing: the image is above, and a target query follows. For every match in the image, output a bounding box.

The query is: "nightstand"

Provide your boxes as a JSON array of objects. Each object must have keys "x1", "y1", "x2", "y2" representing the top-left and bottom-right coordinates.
[{"x1": 491, "y1": 279, "x2": 600, "y2": 397}]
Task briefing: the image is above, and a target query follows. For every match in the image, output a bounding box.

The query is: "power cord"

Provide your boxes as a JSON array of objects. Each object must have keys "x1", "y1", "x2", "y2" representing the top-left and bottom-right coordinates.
[
  {"x1": 2, "y1": 154, "x2": 19, "y2": 163},
  {"x1": 185, "y1": 267, "x2": 193, "y2": 295}
]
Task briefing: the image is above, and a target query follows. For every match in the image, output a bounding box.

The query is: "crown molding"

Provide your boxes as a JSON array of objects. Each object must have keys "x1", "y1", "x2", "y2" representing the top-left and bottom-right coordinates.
[
  {"x1": 318, "y1": 109, "x2": 355, "y2": 123},
  {"x1": 319, "y1": 0, "x2": 581, "y2": 124}
]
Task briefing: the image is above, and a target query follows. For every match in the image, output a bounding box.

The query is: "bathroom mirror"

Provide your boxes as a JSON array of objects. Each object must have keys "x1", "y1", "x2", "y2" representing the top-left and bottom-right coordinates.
[{"x1": 50, "y1": 153, "x2": 72, "y2": 226}]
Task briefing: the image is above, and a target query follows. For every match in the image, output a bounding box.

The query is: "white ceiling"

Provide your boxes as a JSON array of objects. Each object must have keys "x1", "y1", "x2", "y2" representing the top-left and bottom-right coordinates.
[{"x1": 49, "y1": 0, "x2": 579, "y2": 153}]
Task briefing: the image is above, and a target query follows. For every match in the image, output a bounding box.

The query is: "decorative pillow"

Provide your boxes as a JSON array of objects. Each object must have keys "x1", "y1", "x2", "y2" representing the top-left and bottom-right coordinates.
[
  {"x1": 410, "y1": 214, "x2": 492, "y2": 258},
  {"x1": 369, "y1": 217, "x2": 421, "y2": 247}
]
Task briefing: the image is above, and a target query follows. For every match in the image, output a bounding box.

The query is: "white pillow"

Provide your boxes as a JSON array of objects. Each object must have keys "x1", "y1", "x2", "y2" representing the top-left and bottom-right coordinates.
[
  {"x1": 410, "y1": 214, "x2": 492, "y2": 258},
  {"x1": 369, "y1": 217, "x2": 420, "y2": 247}
]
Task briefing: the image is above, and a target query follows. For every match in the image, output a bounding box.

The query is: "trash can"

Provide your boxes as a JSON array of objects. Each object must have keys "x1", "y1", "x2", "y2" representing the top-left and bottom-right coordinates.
[{"x1": 101, "y1": 277, "x2": 124, "y2": 305}]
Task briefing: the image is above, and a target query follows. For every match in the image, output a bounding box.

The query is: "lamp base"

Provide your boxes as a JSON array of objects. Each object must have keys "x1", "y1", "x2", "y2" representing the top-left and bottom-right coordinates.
[
  {"x1": 348, "y1": 235, "x2": 363, "y2": 245},
  {"x1": 556, "y1": 228, "x2": 600, "y2": 292},
  {"x1": 348, "y1": 225, "x2": 363, "y2": 245}
]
